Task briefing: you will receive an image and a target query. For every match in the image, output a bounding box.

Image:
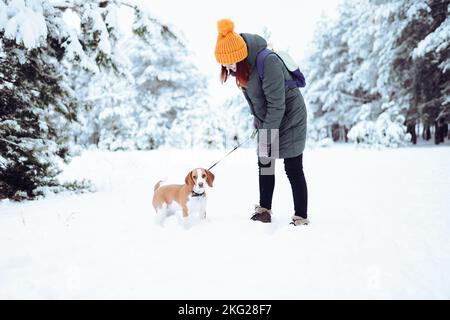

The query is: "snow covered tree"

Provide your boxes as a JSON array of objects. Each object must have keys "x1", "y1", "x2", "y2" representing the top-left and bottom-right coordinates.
[
  {"x1": 305, "y1": 0, "x2": 450, "y2": 147},
  {"x1": 0, "y1": 0, "x2": 77, "y2": 200},
  {"x1": 0, "y1": 0, "x2": 163, "y2": 199},
  {"x1": 412, "y1": 0, "x2": 450, "y2": 144},
  {"x1": 124, "y1": 8, "x2": 208, "y2": 150},
  {"x1": 61, "y1": 0, "x2": 137, "y2": 150},
  {"x1": 70, "y1": 6, "x2": 209, "y2": 151}
]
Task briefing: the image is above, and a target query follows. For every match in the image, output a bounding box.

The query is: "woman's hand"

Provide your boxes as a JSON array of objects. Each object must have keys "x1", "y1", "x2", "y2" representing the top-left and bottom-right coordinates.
[{"x1": 253, "y1": 117, "x2": 262, "y2": 129}]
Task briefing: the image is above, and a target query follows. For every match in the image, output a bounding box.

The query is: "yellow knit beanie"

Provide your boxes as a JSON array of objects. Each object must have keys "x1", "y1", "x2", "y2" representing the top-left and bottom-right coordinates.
[{"x1": 215, "y1": 19, "x2": 248, "y2": 65}]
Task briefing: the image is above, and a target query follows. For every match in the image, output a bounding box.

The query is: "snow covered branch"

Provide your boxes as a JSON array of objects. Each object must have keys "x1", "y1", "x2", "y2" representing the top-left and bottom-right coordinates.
[
  {"x1": 339, "y1": 91, "x2": 373, "y2": 103},
  {"x1": 51, "y1": 0, "x2": 135, "y2": 11},
  {"x1": 0, "y1": 138, "x2": 21, "y2": 148}
]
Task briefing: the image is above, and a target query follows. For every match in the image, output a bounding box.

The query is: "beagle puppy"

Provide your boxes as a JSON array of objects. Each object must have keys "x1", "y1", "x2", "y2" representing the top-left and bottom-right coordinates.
[{"x1": 152, "y1": 168, "x2": 215, "y2": 222}]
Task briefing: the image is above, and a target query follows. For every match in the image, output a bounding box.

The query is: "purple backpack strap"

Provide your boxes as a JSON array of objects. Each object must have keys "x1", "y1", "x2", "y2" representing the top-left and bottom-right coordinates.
[{"x1": 256, "y1": 48, "x2": 272, "y2": 81}]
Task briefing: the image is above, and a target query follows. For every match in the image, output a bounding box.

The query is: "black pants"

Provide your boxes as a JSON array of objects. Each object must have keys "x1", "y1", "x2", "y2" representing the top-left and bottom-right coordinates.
[{"x1": 258, "y1": 154, "x2": 308, "y2": 218}]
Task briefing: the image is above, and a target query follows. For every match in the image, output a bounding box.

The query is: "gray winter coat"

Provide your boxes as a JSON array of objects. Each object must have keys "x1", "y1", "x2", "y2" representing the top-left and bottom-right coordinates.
[{"x1": 240, "y1": 33, "x2": 307, "y2": 159}]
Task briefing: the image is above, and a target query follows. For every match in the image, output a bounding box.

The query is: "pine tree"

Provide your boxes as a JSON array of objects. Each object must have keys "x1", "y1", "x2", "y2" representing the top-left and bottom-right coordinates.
[
  {"x1": 0, "y1": 0, "x2": 77, "y2": 199},
  {"x1": 0, "y1": 0, "x2": 165, "y2": 199},
  {"x1": 412, "y1": 0, "x2": 450, "y2": 144},
  {"x1": 122, "y1": 8, "x2": 208, "y2": 150},
  {"x1": 70, "y1": 5, "x2": 209, "y2": 151},
  {"x1": 304, "y1": 0, "x2": 450, "y2": 147}
]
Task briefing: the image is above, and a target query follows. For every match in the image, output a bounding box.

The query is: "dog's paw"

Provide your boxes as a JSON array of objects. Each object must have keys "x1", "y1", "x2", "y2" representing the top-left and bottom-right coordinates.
[{"x1": 180, "y1": 216, "x2": 192, "y2": 230}]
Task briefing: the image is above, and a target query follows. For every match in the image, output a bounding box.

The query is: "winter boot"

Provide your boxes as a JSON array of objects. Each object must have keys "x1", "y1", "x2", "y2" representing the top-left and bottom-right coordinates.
[
  {"x1": 290, "y1": 215, "x2": 310, "y2": 226},
  {"x1": 251, "y1": 205, "x2": 272, "y2": 223}
]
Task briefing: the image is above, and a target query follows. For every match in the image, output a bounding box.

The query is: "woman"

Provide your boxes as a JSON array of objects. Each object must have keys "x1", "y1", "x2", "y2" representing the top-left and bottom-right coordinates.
[{"x1": 215, "y1": 19, "x2": 309, "y2": 226}]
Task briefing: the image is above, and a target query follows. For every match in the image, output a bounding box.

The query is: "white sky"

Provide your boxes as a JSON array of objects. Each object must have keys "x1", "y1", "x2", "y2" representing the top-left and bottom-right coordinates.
[{"x1": 132, "y1": 0, "x2": 341, "y2": 104}]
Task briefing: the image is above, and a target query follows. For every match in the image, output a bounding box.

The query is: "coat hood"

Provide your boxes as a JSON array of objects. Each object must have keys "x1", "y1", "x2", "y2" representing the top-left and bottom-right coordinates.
[{"x1": 240, "y1": 33, "x2": 267, "y2": 69}]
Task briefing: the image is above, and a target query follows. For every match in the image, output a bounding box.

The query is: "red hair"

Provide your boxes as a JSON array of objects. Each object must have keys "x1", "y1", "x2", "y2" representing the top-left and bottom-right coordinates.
[{"x1": 220, "y1": 60, "x2": 251, "y2": 89}]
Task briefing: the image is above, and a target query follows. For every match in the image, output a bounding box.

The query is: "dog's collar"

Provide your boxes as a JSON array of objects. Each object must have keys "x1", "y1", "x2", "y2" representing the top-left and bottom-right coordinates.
[{"x1": 191, "y1": 191, "x2": 205, "y2": 198}]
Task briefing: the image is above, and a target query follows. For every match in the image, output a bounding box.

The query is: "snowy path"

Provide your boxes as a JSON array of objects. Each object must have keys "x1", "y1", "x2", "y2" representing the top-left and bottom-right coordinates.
[{"x1": 1, "y1": 145, "x2": 449, "y2": 299}]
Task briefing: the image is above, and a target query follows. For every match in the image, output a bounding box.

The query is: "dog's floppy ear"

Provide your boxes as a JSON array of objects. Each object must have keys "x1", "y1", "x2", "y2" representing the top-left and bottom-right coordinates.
[
  {"x1": 185, "y1": 170, "x2": 194, "y2": 187},
  {"x1": 206, "y1": 170, "x2": 215, "y2": 188}
]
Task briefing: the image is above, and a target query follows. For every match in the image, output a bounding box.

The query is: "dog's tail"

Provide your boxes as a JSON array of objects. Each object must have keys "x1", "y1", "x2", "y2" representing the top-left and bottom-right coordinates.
[{"x1": 153, "y1": 179, "x2": 165, "y2": 192}]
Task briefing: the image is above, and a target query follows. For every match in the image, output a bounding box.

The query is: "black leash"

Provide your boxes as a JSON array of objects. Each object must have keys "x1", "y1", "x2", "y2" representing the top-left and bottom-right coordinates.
[{"x1": 208, "y1": 129, "x2": 258, "y2": 171}]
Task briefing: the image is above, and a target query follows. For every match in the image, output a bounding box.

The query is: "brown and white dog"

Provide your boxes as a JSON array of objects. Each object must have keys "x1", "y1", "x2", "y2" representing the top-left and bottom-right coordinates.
[{"x1": 152, "y1": 168, "x2": 215, "y2": 224}]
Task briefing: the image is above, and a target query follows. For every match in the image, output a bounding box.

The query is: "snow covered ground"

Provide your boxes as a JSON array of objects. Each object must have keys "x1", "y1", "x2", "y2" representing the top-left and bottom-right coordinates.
[{"x1": 1, "y1": 144, "x2": 449, "y2": 299}]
